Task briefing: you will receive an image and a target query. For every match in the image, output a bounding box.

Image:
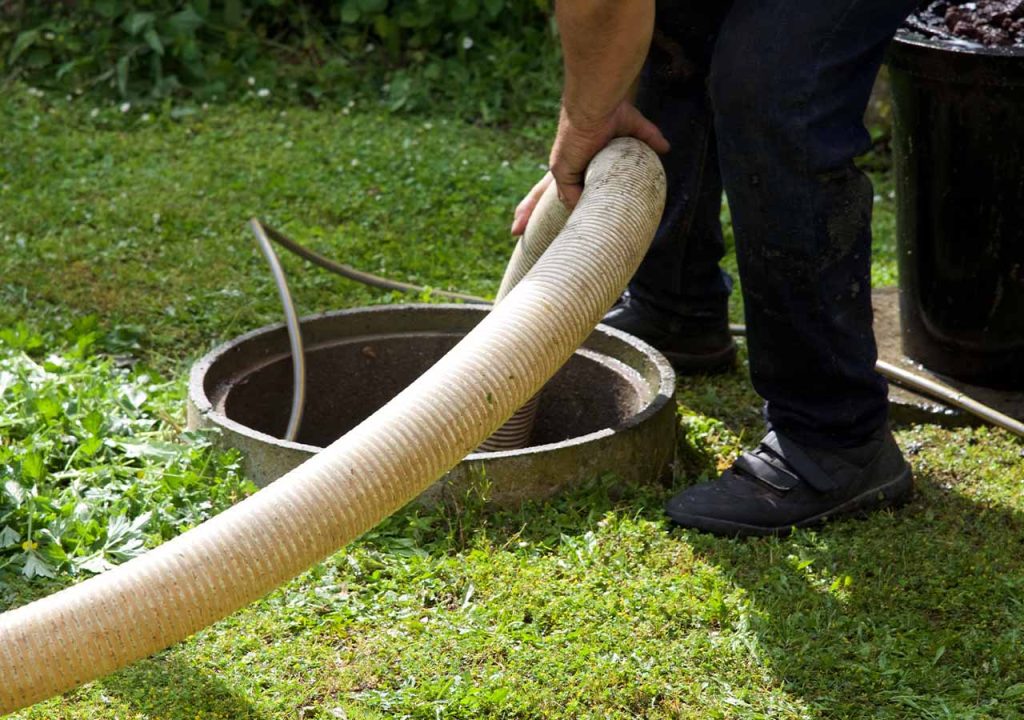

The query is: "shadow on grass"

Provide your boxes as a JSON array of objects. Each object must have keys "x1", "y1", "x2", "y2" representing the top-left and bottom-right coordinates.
[
  {"x1": 686, "y1": 471, "x2": 1024, "y2": 718},
  {"x1": 666, "y1": 343, "x2": 1024, "y2": 713},
  {"x1": 101, "y1": 655, "x2": 268, "y2": 720},
  {"x1": 365, "y1": 366, "x2": 767, "y2": 557},
  {"x1": 368, "y1": 357, "x2": 1024, "y2": 718}
]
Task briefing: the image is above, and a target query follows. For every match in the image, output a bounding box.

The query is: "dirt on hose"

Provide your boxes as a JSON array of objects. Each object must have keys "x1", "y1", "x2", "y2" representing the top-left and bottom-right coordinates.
[{"x1": 909, "y1": 0, "x2": 1024, "y2": 46}]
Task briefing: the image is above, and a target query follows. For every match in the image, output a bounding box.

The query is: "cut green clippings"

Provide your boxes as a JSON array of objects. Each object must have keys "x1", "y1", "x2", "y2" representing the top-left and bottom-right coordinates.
[{"x1": 0, "y1": 319, "x2": 254, "y2": 581}]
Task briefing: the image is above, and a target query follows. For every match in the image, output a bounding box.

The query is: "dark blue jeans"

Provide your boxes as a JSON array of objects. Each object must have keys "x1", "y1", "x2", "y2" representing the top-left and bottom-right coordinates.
[{"x1": 631, "y1": 0, "x2": 919, "y2": 449}]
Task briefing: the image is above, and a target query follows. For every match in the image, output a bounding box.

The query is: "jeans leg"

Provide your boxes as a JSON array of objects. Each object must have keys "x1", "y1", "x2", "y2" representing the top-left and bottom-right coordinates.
[
  {"x1": 710, "y1": 0, "x2": 919, "y2": 448},
  {"x1": 628, "y1": 1, "x2": 733, "y2": 322}
]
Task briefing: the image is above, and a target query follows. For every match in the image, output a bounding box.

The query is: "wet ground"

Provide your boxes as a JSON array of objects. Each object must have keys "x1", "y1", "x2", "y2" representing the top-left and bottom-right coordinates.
[{"x1": 909, "y1": 0, "x2": 1024, "y2": 46}]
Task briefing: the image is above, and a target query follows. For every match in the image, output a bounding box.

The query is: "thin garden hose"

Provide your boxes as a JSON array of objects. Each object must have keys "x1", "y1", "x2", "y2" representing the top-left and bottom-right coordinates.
[
  {"x1": 256, "y1": 191, "x2": 571, "y2": 452},
  {"x1": 258, "y1": 222, "x2": 489, "y2": 304},
  {"x1": 250, "y1": 219, "x2": 306, "y2": 442},
  {"x1": 0, "y1": 137, "x2": 667, "y2": 715},
  {"x1": 257, "y1": 226, "x2": 1024, "y2": 442}
]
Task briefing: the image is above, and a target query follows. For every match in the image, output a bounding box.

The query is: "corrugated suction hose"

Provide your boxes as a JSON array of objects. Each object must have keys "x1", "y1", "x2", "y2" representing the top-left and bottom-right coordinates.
[
  {"x1": 0, "y1": 138, "x2": 666, "y2": 715},
  {"x1": 478, "y1": 183, "x2": 570, "y2": 451}
]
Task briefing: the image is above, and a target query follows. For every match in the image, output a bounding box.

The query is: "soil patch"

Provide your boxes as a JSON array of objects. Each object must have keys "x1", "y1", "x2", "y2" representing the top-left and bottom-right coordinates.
[{"x1": 908, "y1": 0, "x2": 1024, "y2": 47}]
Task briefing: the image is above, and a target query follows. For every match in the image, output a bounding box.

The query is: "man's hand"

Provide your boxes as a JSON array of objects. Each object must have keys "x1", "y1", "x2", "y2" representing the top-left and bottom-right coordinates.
[
  {"x1": 511, "y1": 102, "x2": 668, "y2": 236},
  {"x1": 550, "y1": 101, "x2": 669, "y2": 209},
  {"x1": 510, "y1": 0, "x2": 666, "y2": 237}
]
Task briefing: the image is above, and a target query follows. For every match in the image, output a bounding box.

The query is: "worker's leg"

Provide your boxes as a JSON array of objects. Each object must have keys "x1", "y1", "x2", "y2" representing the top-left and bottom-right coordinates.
[
  {"x1": 665, "y1": 0, "x2": 919, "y2": 535},
  {"x1": 604, "y1": 1, "x2": 737, "y2": 372},
  {"x1": 709, "y1": 0, "x2": 919, "y2": 448},
  {"x1": 627, "y1": 1, "x2": 733, "y2": 323}
]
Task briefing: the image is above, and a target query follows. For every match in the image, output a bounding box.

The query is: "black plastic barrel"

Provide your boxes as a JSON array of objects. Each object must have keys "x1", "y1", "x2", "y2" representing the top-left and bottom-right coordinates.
[{"x1": 888, "y1": 32, "x2": 1024, "y2": 389}]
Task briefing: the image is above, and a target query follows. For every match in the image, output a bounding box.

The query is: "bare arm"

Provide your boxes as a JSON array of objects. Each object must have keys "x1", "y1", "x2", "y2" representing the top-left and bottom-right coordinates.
[
  {"x1": 512, "y1": 0, "x2": 668, "y2": 235},
  {"x1": 559, "y1": 0, "x2": 653, "y2": 126}
]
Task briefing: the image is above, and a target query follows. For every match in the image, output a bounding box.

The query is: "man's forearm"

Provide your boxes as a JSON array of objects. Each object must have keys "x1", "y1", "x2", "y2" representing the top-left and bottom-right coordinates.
[{"x1": 557, "y1": 0, "x2": 655, "y2": 126}]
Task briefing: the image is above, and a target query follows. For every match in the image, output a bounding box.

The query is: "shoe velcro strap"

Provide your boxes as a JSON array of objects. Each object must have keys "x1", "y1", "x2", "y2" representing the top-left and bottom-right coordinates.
[
  {"x1": 760, "y1": 430, "x2": 839, "y2": 493},
  {"x1": 734, "y1": 451, "x2": 801, "y2": 492}
]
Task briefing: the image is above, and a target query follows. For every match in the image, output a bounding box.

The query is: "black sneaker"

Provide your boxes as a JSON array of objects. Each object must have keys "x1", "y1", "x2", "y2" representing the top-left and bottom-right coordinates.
[
  {"x1": 666, "y1": 426, "x2": 913, "y2": 537},
  {"x1": 601, "y1": 293, "x2": 737, "y2": 374}
]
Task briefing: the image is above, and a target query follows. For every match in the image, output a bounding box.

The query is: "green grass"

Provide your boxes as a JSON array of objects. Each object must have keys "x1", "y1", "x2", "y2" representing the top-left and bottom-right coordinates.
[{"x1": 2, "y1": 86, "x2": 1023, "y2": 719}]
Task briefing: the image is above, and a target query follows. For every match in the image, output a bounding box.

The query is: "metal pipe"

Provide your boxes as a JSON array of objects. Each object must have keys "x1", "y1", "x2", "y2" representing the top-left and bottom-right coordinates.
[
  {"x1": 728, "y1": 324, "x2": 1024, "y2": 439},
  {"x1": 876, "y1": 359, "x2": 1024, "y2": 438}
]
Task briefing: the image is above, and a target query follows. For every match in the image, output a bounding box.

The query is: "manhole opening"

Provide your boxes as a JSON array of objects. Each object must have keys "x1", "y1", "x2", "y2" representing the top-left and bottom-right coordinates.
[{"x1": 212, "y1": 335, "x2": 647, "y2": 449}]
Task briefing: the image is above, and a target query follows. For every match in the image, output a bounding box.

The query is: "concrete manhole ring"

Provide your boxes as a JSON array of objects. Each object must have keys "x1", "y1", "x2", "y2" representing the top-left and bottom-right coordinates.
[{"x1": 188, "y1": 304, "x2": 678, "y2": 507}]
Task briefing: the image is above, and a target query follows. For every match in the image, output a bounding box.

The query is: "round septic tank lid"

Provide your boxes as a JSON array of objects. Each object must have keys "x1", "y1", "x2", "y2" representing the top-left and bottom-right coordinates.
[{"x1": 187, "y1": 304, "x2": 677, "y2": 507}]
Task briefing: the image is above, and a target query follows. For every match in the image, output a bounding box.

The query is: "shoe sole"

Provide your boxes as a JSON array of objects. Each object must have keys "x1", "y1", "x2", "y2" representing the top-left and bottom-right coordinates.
[
  {"x1": 666, "y1": 465, "x2": 914, "y2": 538},
  {"x1": 663, "y1": 341, "x2": 738, "y2": 376}
]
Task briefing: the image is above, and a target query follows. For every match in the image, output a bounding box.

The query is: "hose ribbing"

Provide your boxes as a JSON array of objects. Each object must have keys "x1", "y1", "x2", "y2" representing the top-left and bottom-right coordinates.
[
  {"x1": 477, "y1": 181, "x2": 570, "y2": 451},
  {"x1": 0, "y1": 138, "x2": 666, "y2": 715}
]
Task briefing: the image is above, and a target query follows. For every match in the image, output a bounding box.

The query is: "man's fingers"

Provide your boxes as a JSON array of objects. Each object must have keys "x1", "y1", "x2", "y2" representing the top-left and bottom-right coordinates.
[
  {"x1": 550, "y1": 159, "x2": 585, "y2": 210},
  {"x1": 621, "y1": 104, "x2": 671, "y2": 154},
  {"x1": 511, "y1": 173, "x2": 554, "y2": 236},
  {"x1": 510, "y1": 205, "x2": 531, "y2": 236},
  {"x1": 555, "y1": 181, "x2": 583, "y2": 210}
]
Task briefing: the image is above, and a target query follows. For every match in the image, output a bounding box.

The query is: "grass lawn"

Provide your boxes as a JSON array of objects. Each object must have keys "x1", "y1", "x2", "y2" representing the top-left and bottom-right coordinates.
[{"x1": 2, "y1": 88, "x2": 1023, "y2": 719}]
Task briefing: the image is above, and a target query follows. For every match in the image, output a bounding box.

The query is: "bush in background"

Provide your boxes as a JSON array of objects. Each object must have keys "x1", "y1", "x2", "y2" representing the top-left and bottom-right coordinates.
[{"x1": 0, "y1": 0, "x2": 561, "y2": 123}]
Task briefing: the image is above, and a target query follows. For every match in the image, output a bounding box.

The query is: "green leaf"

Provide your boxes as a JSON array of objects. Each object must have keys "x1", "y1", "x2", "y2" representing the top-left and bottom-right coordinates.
[
  {"x1": 450, "y1": 0, "x2": 479, "y2": 22},
  {"x1": 8, "y1": 29, "x2": 39, "y2": 65},
  {"x1": 1004, "y1": 683, "x2": 1024, "y2": 699},
  {"x1": 144, "y1": 28, "x2": 165, "y2": 56},
  {"x1": 82, "y1": 410, "x2": 104, "y2": 436},
  {"x1": 21, "y1": 453, "x2": 45, "y2": 481},
  {"x1": 123, "y1": 11, "x2": 156, "y2": 36},
  {"x1": 22, "y1": 551, "x2": 56, "y2": 579},
  {"x1": 77, "y1": 554, "x2": 116, "y2": 574},
  {"x1": 79, "y1": 436, "x2": 104, "y2": 458},
  {"x1": 224, "y1": 0, "x2": 243, "y2": 27},
  {"x1": 3, "y1": 481, "x2": 25, "y2": 507},
  {"x1": 56, "y1": 58, "x2": 89, "y2": 81},
  {"x1": 23, "y1": 47, "x2": 53, "y2": 70},
  {"x1": 396, "y1": 9, "x2": 430, "y2": 28},
  {"x1": 93, "y1": 0, "x2": 123, "y2": 19},
  {"x1": 35, "y1": 395, "x2": 60, "y2": 421},
  {"x1": 167, "y1": 7, "x2": 205, "y2": 36},
  {"x1": 116, "y1": 55, "x2": 130, "y2": 97},
  {"x1": 41, "y1": 537, "x2": 69, "y2": 565},
  {"x1": 114, "y1": 439, "x2": 179, "y2": 461},
  {"x1": 374, "y1": 14, "x2": 399, "y2": 48},
  {"x1": 357, "y1": 0, "x2": 388, "y2": 13},
  {"x1": 0, "y1": 527, "x2": 20, "y2": 547},
  {"x1": 340, "y1": 0, "x2": 361, "y2": 23}
]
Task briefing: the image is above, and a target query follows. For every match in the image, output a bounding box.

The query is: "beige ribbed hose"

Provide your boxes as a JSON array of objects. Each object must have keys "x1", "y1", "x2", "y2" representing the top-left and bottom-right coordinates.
[
  {"x1": 0, "y1": 137, "x2": 665, "y2": 715},
  {"x1": 477, "y1": 180, "x2": 570, "y2": 451}
]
